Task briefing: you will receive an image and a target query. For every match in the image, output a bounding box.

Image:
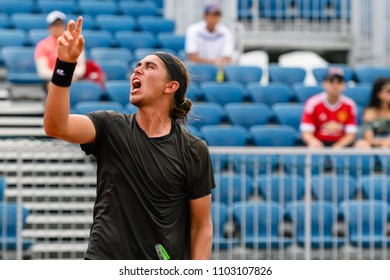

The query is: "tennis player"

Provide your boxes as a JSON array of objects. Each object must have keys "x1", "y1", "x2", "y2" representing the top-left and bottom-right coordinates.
[{"x1": 43, "y1": 17, "x2": 215, "y2": 260}]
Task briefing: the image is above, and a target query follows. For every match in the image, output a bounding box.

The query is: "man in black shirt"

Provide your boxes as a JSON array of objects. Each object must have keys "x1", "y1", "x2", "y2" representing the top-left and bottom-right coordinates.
[{"x1": 43, "y1": 17, "x2": 215, "y2": 259}]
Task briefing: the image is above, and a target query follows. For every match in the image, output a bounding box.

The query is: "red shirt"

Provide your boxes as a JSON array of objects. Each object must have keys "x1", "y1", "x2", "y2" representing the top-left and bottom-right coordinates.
[
  {"x1": 300, "y1": 92, "x2": 358, "y2": 143},
  {"x1": 34, "y1": 35, "x2": 58, "y2": 70}
]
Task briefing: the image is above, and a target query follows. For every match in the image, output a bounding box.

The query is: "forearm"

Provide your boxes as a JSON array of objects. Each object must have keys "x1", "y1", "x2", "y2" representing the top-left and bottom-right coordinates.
[
  {"x1": 44, "y1": 82, "x2": 71, "y2": 137},
  {"x1": 190, "y1": 223, "x2": 212, "y2": 260},
  {"x1": 332, "y1": 133, "x2": 356, "y2": 148},
  {"x1": 302, "y1": 131, "x2": 320, "y2": 145}
]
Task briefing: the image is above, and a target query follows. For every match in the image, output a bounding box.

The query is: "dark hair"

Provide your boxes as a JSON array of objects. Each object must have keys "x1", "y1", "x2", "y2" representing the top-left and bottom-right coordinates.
[
  {"x1": 154, "y1": 52, "x2": 192, "y2": 124},
  {"x1": 367, "y1": 77, "x2": 390, "y2": 109}
]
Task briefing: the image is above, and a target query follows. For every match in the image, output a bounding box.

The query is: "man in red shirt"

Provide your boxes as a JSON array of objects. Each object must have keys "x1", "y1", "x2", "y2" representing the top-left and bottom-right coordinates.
[
  {"x1": 34, "y1": 11, "x2": 86, "y2": 91},
  {"x1": 300, "y1": 68, "x2": 358, "y2": 148}
]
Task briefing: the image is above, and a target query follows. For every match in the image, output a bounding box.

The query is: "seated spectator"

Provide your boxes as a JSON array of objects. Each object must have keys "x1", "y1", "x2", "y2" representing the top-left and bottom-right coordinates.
[
  {"x1": 185, "y1": 3, "x2": 234, "y2": 67},
  {"x1": 300, "y1": 68, "x2": 358, "y2": 148},
  {"x1": 355, "y1": 77, "x2": 390, "y2": 148},
  {"x1": 34, "y1": 11, "x2": 87, "y2": 91}
]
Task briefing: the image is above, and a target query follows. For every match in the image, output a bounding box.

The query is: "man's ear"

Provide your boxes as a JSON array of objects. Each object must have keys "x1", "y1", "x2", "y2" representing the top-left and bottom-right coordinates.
[{"x1": 164, "y1": 81, "x2": 180, "y2": 94}]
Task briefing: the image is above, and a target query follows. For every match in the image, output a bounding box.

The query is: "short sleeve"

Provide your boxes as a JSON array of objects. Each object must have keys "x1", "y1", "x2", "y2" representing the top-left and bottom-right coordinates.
[
  {"x1": 80, "y1": 111, "x2": 109, "y2": 156},
  {"x1": 185, "y1": 139, "x2": 215, "y2": 200}
]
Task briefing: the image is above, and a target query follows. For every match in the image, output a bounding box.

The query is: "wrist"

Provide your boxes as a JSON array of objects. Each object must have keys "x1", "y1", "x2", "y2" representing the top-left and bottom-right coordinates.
[{"x1": 51, "y1": 58, "x2": 77, "y2": 87}]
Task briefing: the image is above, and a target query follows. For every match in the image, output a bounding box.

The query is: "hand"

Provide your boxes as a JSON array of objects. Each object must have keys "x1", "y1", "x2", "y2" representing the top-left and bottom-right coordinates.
[
  {"x1": 57, "y1": 17, "x2": 85, "y2": 63},
  {"x1": 308, "y1": 138, "x2": 324, "y2": 148},
  {"x1": 380, "y1": 138, "x2": 390, "y2": 148}
]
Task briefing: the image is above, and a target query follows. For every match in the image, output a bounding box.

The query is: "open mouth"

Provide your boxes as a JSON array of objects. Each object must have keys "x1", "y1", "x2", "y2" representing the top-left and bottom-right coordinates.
[{"x1": 132, "y1": 79, "x2": 141, "y2": 90}]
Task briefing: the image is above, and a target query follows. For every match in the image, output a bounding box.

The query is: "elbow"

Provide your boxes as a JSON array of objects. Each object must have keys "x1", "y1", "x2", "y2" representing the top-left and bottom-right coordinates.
[{"x1": 43, "y1": 121, "x2": 65, "y2": 139}]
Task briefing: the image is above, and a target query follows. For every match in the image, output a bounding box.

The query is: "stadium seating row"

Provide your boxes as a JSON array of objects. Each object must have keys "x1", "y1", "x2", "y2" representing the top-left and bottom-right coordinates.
[
  {"x1": 0, "y1": 176, "x2": 33, "y2": 252},
  {"x1": 0, "y1": 14, "x2": 174, "y2": 35},
  {"x1": 0, "y1": 0, "x2": 163, "y2": 17},
  {"x1": 212, "y1": 173, "x2": 390, "y2": 205},
  {"x1": 238, "y1": 0, "x2": 351, "y2": 21},
  {"x1": 212, "y1": 199, "x2": 388, "y2": 250}
]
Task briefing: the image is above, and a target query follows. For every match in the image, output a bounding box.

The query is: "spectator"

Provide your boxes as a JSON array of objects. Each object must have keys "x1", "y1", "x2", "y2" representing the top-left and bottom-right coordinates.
[
  {"x1": 355, "y1": 77, "x2": 390, "y2": 148},
  {"x1": 34, "y1": 10, "x2": 87, "y2": 91},
  {"x1": 300, "y1": 68, "x2": 358, "y2": 148},
  {"x1": 185, "y1": 3, "x2": 234, "y2": 67}
]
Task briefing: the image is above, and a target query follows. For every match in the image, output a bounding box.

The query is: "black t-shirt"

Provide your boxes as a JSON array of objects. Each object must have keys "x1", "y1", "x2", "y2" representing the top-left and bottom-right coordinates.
[{"x1": 80, "y1": 111, "x2": 215, "y2": 259}]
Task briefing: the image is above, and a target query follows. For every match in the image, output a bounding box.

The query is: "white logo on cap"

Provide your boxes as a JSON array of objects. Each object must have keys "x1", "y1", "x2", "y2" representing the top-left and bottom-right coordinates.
[{"x1": 56, "y1": 69, "x2": 65, "y2": 76}]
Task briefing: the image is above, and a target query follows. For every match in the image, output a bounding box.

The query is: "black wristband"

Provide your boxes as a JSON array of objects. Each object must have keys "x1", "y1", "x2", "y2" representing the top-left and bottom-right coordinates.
[{"x1": 51, "y1": 58, "x2": 77, "y2": 87}]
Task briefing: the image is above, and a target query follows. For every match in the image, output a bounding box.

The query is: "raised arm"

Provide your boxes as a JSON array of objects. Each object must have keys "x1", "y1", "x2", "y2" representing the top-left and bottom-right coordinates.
[{"x1": 43, "y1": 17, "x2": 96, "y2": 144}]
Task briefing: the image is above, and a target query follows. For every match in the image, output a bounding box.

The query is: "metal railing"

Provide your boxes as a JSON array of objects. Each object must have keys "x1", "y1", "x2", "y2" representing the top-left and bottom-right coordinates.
[{"x1": 1, "y1": 139, "x2": 390, "y2": 259}]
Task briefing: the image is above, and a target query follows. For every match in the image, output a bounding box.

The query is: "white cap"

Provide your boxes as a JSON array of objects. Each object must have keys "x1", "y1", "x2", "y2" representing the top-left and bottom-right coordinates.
[{"x1": 46, "y1": 10, "x2": 66, "y2": 25}]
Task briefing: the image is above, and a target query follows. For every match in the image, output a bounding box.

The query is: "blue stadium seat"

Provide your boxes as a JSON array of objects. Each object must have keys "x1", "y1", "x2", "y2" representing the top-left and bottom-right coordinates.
[
  {"x1": 1, "y1": 46, "x2": 43, "y2": 84},
  {"x1": 75, "y1": 101, "x2": 125, "y2": 115},
  {"x1": 119, "y1": 1, "x2": 158, "y2": 18},
  {"x1": 125, "y1": 102, "x2": 138, "y2": 114},
  {"x1": 232, "y1": 201, "x2": 292, "y2": 249},
  {"x1": 256, "y1": 174, "x2": 305, "y2": 205},
  {"x1": 247, "y1": 82, "x2": 292, "y2": 106},
  {"x1": 115, "y1": 31, "x2": 157, "y2": 52},
  {"x1": 225, "y1": 103, "x2": 271, "y2": 129},
  {"x1": 339, "y1": 200, "x2": 390, "y2": 248},
  {"x1": 10, "y1": 13, "x2": 47, "y2": 32},
  {"x1": 200, "y1": 125, "x2": 249, "y2": 146},
  {"x1": 69, "y1": 80, "x2": 103, "y2": 110},
  {"x1": 330, "y1": 154, "x2": 376, "y2": 178},
  {"x1": 360, "y1": 175, "x2": 390, "y2": 203},
  {"x1": 0, "y1": 176, "x2": 5, "y2": 201},
  {"x1": 105, "y1": 80, "x2": 130, "y2": 107},
  {"x1": 137, "y1": 16, "x2": 175, "y2": 36},
  {"x1": 187, "y1": 102, "x2": 224, "y2": 129},
  {"x1": 293, "y1": 83, "x2": 323, "y2": 103},
  {"x1": 279, "y1": 154, "x2": 329, "y2": 177},
  {"x1": 231, "y1": 154, "x2": 279, "y2": 176},
  {"x1": 186, "y1": 82, "x2": 203, "y2": 101},
  {"x1": 95, "y1": 15, "x2": 136, "y2": 34},
  {"x1": 89, "y1": 47, "x2": 133, "y2": 67},
  {"x1": 36, "y1": 0, "x2": 76, "y2": 14},
  {"x1": 286, "y1": 201, "x2": 345, "y2": 248},
  {"x1": 99, "y1": 61, "x2": 129, "y2": 80},
  {"x1": 312, "y1": 65, "x2": 353, "y2": 84},
  {"x1": 213, "y1": 173, "x2": 254, "y2": 205},
  {"x1": 82, "y1": 30, "x2": 113, "y2": 50},
  {"x1": 311, "y1": 174, "x2": 357, "y2": 204},
  {"x1": 185, "y1": 124, "x2": 203, "y2": 139},
  {"x1": 0, "y1": 29, "x2": 27, "y2": 65},
  {"x1": 299, "y1": 0, "x2": 336, "y2": 20},
  {"x1": 250, "y1": 125, "x2": 298, "y2": 146},
  {"x1": 259, "y1": 0, "x2": 296, "y2": 19},
  {"x1": 0, "y1": 0, "x2": 35, "y2": 15},
  {"x1": 186, "y1": 63, "x2": 218, "y2": 84},
  {"x1": 354, "y1": 66, "x2": 390, "y2": 84},
  {"x1": 0, "y1": 13, "x2": 10, "y2": 29},
  {"x1": 272, "y1": 103, "x2": 304, "y2": 131},
  {"x1": 335, "y1": 0, "x2": 351, "y2": 19},
  {"x1": 27, "y1": 29, "x2": 49, "y2": 46},
  {"x1": 268, "y1": 65, "x2": 306, "y2": 86},
  {"x1": 224, "y1": 65, "x2": 263, "y2": 86},
  {"x1": 211, "y1": 202, "x2": 238, "y2": 250},
  {"x1": 157, "y1": 33, "x2": 185, "y2": 53},
  {"x1": 238, "y1": 0, "x2": 253, "y2": 19},
  {"x1": 210, "y1": 153, "x2": 229, "y2": 172},
  {"x1": 133, "y1": 48, "x2": 176, "y2": 62},
  {"x1": 0, "y1": 202, "x2": 34, "y2": 250},
  {"x1": 343, "y1": 84, "x2": 372, "y2": 108},
  {"x1": 65, "y1": 14, "x2": 95, "y2": 30},
  {"x1": 201, "y1": 81, "x2": 246, "y2": 106},
  {"x1": 78, "y1": 1, "x2": 118, "y2": 16}
]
